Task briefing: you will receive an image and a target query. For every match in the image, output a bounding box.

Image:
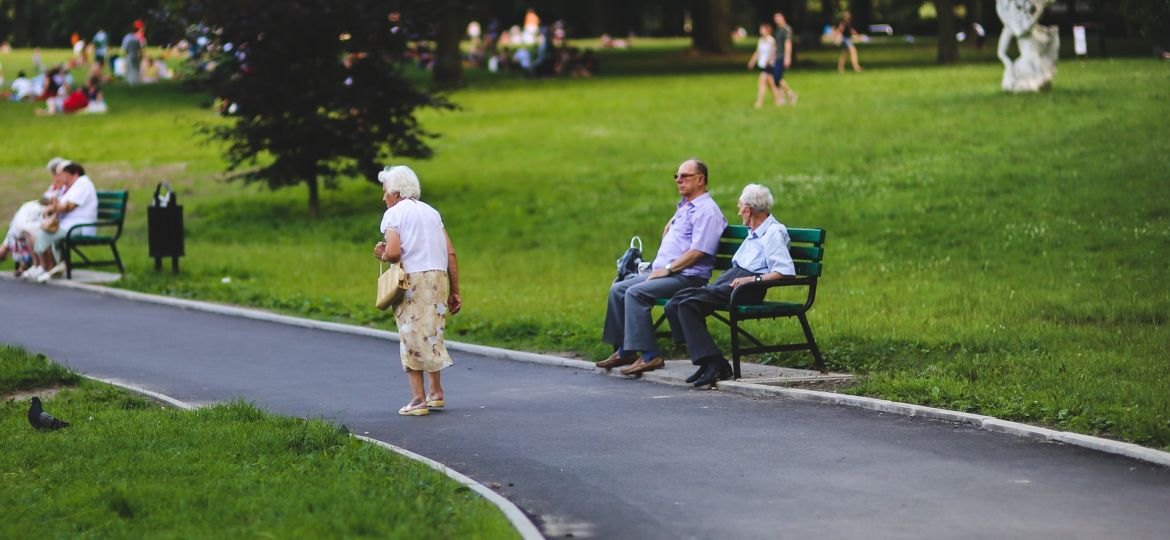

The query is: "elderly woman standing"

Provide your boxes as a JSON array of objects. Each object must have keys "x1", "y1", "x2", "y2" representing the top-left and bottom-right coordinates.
[{"x1": 373, "y1": 166, "x2": 462, "y2": 416}]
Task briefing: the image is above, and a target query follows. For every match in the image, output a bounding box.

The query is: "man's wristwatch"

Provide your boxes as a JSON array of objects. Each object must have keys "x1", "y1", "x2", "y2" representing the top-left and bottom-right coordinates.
[
  {"x1": 754, "y1": 275, "x2": 762, "y2": 283},
  {"x1": 665, "y1": 263, "x2": 674, "y2": 274}
]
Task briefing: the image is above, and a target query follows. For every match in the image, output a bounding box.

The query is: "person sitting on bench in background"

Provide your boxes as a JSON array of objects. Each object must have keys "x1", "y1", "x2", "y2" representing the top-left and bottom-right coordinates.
[
  {"x1": 29, "y1": 162, "x2": 98, "y2": 282},
  {"x1": 664, "y1": 184, "x2": 795, "y2": 387},
  {"x1": 2, "y1": 157, "x2": 69, "y2": 277}
]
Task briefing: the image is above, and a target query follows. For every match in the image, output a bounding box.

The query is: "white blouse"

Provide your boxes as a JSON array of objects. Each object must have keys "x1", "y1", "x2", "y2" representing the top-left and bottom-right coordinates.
[{"x1": 380, "y1": 199, "x2": 448, "y2": 274}]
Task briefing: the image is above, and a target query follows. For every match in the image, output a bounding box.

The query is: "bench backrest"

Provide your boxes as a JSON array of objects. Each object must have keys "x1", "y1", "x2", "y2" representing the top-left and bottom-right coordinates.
[
  {"x1": 715, "y1": 225, "x2": 825, "y2": 278},
  {"x1": 97, "y1": 191, "x2": 129, "y2": 223}
]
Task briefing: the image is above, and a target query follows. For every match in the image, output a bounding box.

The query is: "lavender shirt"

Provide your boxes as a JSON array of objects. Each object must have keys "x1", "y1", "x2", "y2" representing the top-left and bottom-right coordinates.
[{"x1": 651, "y1": 192, "x2": 727, "y2": 279}]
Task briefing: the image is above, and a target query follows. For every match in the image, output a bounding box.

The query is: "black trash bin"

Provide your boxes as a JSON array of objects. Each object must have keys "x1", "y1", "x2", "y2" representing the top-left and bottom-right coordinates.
[{"x1": 147, "y1": 182, "x2": 184, "y2": 273}]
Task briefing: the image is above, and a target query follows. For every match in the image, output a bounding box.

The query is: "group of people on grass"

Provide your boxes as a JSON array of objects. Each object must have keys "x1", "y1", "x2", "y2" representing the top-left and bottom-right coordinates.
[
  {"x1": 0, "y1": 20, "x2": 174, "y2": 114},
  {"x1": 373, "y1": 158, "x2": 793, "y2": 416},
  {"x1": 1, "y1": 157, "x2": 99, "y2": 282}
]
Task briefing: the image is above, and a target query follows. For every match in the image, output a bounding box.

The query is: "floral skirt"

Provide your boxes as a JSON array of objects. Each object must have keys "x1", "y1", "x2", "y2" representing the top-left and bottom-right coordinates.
[{"x1": 393, "y1": 270, "x2": 453, "y2": 372}]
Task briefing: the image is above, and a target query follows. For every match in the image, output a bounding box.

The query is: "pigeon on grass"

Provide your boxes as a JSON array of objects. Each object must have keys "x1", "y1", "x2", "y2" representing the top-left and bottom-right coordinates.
[{"x1": 28, "y1": 397, "x2": 71, "y2": 430}]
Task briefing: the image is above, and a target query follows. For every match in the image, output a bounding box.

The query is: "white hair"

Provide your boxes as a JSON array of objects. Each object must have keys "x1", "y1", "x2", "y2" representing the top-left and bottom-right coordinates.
[
  {"x1": 378, "y1": 165, "x2": 421, "y2": 199},
  {"x1": 739, "y1": 184, "x2": 774, "y2": 213},
  {"x1": 47, "y1": 157, "x2": 67, "y2": 173}
]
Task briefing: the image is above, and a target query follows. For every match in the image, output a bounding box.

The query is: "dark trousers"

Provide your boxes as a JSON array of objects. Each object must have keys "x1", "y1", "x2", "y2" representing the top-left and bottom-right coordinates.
[
  {"x1": 664, "y1": 266, "x2": 764, "y2": 364},
  {"x1": 603, "y1": 272, "x2": 706, "y2": 353}
]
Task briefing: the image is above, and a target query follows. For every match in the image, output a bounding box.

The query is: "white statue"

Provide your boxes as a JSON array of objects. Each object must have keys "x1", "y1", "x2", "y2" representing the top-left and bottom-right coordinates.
[{"x1": 996, "y1": 0, "x2": 1060, "y2": 92}]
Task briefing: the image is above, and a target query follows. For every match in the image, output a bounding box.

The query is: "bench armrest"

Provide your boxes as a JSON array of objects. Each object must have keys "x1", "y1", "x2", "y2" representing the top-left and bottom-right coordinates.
[
  {"x1": 65, "y1": 220, "x2": 122, "y2": 239},
  {"x1": 729, "y1": 276, "x2": 816, "y2": 307}
]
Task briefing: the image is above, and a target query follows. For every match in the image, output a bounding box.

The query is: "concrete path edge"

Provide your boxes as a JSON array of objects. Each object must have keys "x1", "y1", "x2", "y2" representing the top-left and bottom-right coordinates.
[
  {"x1": 25, "y1": 276, "x2": 1170, "y2": 469},
  {"x1": 84, "y1": 374, "x2": 543, "y2": 540}
]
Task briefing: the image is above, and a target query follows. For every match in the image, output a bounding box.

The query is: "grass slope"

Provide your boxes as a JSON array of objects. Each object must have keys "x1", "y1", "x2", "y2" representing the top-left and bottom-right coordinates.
[
  {"x1": 0, "y1": 346, "x2": 516, "y2": 538},
  {"x1": 1, "y1": 44, "x2": 1167, "y2": 448}
]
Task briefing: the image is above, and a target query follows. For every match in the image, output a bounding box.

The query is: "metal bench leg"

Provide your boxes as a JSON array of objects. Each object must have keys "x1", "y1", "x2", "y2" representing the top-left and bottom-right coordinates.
[
  {"x1": 64, "y1": 242, "x2": 73, "y2": 279},
  {"x1": 730, "y1": 317, "x2": 742, "y2": 380},
  {"x1": 110, "y1": 243, "x2": 124, "y2": 274},
  {"x1": 798, "y1": 313, "x2": 826, "y2": 373}
]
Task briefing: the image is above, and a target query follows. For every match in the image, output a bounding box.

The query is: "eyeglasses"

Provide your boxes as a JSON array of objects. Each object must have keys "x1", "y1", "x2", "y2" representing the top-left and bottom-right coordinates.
[{"x1": 673, "y1": 172, "x2": 702, "y2": 180}]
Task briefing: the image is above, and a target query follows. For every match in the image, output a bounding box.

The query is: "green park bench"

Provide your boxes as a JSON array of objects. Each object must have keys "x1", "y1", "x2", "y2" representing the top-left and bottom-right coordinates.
[
  {"x1": 652, "y1": 225, "x2": 827, "y2": 378},
  {"x1": 62, "y1": 190, "x2": 128, "y2": 279}
]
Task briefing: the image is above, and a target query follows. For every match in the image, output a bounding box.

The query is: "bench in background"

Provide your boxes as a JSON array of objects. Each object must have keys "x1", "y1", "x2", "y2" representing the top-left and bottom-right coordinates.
[{"x1": 63, "y1": 190, "x2": 128, "y2": 279}]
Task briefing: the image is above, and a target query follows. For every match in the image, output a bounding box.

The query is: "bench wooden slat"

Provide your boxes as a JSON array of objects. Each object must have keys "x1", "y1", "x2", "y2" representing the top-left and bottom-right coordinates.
[
  {"x1": 794, "y1": 261, "x2": 822, "y2": 277},
  {"x1": 722, "y1": 226, "x2": 750, "y2": 240},
  {"x1": 789, "y1": 228, "x2": 826, "y2": 244},
  {"x1": 789, "y1": 245, "x2": 823, "y2": 262}
]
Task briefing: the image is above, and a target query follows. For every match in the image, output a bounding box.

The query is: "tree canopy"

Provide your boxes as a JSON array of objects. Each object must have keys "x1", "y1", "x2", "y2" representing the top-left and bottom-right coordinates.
[{"x1": 185, "y1": 0, "x2": 452, "y2": 217}]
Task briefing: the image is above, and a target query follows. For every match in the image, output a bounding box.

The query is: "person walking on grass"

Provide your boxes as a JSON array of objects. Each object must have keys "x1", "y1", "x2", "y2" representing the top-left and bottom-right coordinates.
[
  {"x1": 597, "y1": 159, "x2": 727, "y2": 376},
  {"x1": 747, "y1": 23, "x2": 783, "y2": 109},
  {"x1": 772, "y1": 13, "x2": 798, "y2": 105},
  {"x1": 664, "y1": 184, "x2": 794, "y2": 388},
  {"x1": 373, "y1": 166, "x2": 462, "y2": 417},
  {"x1": 836, "y1": 11, "x2": 863, "y2": 73}
]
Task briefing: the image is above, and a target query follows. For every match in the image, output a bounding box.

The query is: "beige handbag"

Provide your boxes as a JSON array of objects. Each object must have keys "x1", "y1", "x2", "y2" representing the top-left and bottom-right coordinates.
[{"x1": 376, "y1": 261, "x2": 407, "y2": 310}]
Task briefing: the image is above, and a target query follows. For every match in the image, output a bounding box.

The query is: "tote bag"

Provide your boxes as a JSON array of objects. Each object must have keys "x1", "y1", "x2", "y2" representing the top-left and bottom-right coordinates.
[{"x1": 376, "y1": 261, "x2": 407, "y2": 310}]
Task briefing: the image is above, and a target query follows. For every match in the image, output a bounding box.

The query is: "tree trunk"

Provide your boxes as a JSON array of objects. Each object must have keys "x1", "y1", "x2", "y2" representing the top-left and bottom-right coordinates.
[
  {"x1": 432, "y1": 1, "x2": 465, "y2": 87},
  {"x1": 936, "y1": 0, "x2": 960, "y2": 64},
  {"x1": 689, "y1": 0, "x2": 733, "y2": 54},
  {"x1": 850, "y1": 0, "x2": 874, "y2": 29},
  {"x1": 969, "y1": 0, "x2": 984, "y2": 27},
  {"x1": 307, "y1": 177, "x2": 320, "y2": 219},
  {"x1": 821, "y1": 0, "x2": 836, "y2": 27}
]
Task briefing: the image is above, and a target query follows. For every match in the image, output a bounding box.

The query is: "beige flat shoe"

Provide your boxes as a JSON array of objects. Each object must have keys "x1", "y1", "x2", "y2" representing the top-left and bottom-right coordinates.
[{"x1": 398, "y1": 404, "x2": 429, "y2": 416}]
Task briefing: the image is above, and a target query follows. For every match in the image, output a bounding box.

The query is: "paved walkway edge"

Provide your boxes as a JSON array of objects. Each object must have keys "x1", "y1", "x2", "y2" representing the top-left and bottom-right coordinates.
[
  {"x1": 85, "y1": 374, "x2": 543, "y2": 540},
  {"x1": 29, "y1": 276, "x2": 1170, "y2": 469}
]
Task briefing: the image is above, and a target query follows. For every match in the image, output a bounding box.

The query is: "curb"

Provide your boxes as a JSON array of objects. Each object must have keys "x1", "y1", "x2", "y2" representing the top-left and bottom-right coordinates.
[
  {"x1": 83, "y1": 375, "x2": 543, "y2": 540},
  {"x1": 28, "y1": 276, "x2": 1170, "y2": 469}
]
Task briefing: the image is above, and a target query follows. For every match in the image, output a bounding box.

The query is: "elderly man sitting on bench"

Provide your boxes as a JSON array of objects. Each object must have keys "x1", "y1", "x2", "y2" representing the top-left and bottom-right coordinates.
[{"x1": 664, "y1": 184, "x2": 795, "y2": 387}]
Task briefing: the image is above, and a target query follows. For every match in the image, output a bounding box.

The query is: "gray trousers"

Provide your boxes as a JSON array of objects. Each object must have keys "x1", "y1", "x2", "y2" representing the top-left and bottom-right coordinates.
[
  {"x1": 603, "y1": 273, "x2": 706, "y2": 353},
  {"x1": 664, "y1": 266, "x2": 764, "y2": 364}
]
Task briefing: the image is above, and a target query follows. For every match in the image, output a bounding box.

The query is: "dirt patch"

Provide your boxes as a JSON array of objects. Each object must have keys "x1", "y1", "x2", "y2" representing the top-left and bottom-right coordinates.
[
  {"x1": 2, "y1": 385, "x2": 69, "y2": 403},
  {"x1": 87, "y1": 161, "x2": 192, "y2": 191}
]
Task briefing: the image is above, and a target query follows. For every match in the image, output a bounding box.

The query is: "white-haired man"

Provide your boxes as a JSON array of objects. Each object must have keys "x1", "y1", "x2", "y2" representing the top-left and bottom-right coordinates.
[{"x1": 664, "y1": 184, "x2": 794, "y2": 387}]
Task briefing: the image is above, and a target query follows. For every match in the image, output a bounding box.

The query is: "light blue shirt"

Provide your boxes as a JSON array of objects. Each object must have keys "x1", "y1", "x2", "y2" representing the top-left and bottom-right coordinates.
[{"x1": 731, "y1": 215, "x2": 794, "y2": 275}]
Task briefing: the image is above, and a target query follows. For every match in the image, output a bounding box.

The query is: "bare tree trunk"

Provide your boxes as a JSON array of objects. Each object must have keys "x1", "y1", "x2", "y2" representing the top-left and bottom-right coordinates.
[
  {"x1": 307, "y1": 177, "x2": 320, "y2": 219},
  {"x1": 936, "y1": 0, "x2": 960, "y2": 63},
  {"x1": 689, "y1": 0, "x2": 733, "y2": 54},
  {"x1": 821, "y1": 0, "x2": 837, "y2": 27},
  {"x1": 850, "y1": 0, "x2": 874, "y2": 29},
  {"x1": 433, "y1": 1, "x2": 465, "y2": 87}
]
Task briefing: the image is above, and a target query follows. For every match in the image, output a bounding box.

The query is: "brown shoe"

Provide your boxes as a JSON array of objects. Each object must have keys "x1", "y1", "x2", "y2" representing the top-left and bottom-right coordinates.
[
  {"x1": 620, "y1": 356, "x2": 665, "y2": 376},
  {"x1": 596, "y1": 351, "x2": 637, "y2": 369}
]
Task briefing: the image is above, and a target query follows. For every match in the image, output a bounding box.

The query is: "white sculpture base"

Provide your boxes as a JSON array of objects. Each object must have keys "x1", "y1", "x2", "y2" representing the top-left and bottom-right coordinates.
[
  {"x1": 1001, "y1": 25, "x2": 1059, "y2": 93},
  {"x1": 997, "y1": 0, "x2": 1059, "y2": 93}
]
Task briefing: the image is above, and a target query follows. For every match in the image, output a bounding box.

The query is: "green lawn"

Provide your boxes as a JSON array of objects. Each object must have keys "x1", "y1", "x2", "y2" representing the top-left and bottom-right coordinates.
[
  {"x1": 0, "y1": 346, "x2": 516, "y2": 538},
  {"x1": 2, "y1": 43, "x2": 1168, "y2": 449}
]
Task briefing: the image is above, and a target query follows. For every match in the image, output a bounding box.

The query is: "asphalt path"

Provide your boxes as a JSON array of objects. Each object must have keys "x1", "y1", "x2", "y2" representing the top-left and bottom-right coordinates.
[{"x1": 3, "y1": 278, "x2": 1169, "y2": 539}]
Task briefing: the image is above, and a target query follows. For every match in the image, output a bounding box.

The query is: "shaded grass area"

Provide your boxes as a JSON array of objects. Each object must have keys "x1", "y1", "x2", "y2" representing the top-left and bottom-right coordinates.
[
  {"x1": 0, "y1": 344, "x2": 82, "y2": 395},
  {"x1": 1, "y1": 45, "x2": 1168, "y2": 449},
  {"x1": 0, "y1": 346, "x2": 516, "y2": 538}
]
